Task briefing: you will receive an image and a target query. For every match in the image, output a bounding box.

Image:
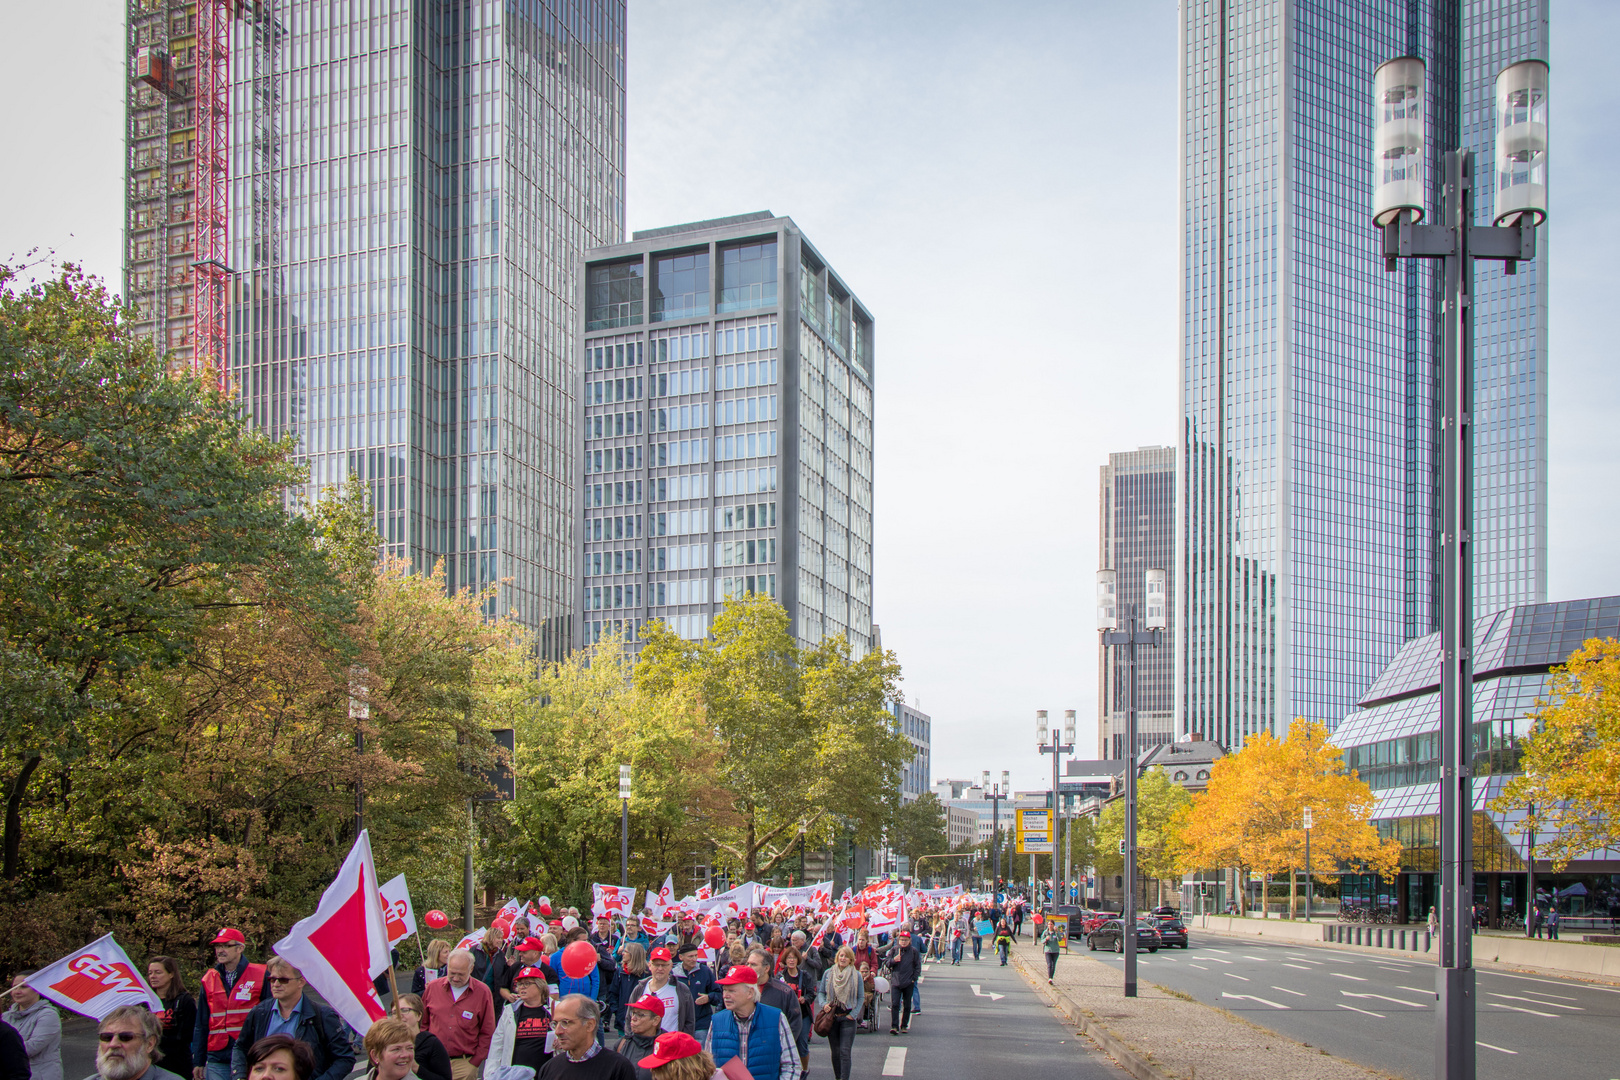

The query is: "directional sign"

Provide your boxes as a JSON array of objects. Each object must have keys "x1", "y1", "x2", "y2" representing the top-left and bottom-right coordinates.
[{"x1": 1016, "y1": 809, "x2": 1052, "y2": 854}]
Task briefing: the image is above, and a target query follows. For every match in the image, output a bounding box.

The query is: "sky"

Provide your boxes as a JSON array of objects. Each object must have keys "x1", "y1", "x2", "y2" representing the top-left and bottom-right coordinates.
[{"x1": 2, "y1": 1, "x2": 1617, "y2": 796}]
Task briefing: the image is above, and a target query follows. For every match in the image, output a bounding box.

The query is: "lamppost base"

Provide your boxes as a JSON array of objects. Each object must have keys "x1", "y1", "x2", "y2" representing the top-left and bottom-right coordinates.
[{"x1": 1435, "y1": 966, "x2": 1475, "y2": 1080}]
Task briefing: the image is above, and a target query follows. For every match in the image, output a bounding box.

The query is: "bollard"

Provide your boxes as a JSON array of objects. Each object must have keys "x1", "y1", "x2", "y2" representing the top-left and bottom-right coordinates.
[
  {"x1": 1355, "y1": 926, "x2": 1363, "y2": 946},
  {"x1": 1399, "y1": 929, "x2": 1407, "y2": 950},
  {"x1": 1377, "y1": 927, "x2": 1385, "y2": 948}
]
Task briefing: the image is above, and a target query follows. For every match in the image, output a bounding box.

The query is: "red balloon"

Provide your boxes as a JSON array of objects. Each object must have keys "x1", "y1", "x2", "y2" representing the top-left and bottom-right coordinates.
[
  {"x1": 538, "y1": 903, "x2": 553, "y2": 917},
  {"x1": 560, "y1": 940, "x2": 598, "y2": 980},
  {"x1": 493, "y1": 916, "x2": 513, "y2": 936},
  {"x1": 703, "y1": 926, "x2": 726, "y2": 949},
  {"x1": 425, "y1": 910, "x2": 449, "y2": 930}
]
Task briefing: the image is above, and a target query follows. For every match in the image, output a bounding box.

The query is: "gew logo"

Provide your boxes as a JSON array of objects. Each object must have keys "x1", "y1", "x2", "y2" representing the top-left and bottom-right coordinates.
[{"x1": 50, "y1": 955, "x2": 143, "y2": 1004}]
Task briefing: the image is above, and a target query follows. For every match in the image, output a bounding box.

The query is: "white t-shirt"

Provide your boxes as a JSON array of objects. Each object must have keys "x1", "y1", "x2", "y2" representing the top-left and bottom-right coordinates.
[{"x1": 650, "y1": 981, "x2": 680, "y2": 1033}]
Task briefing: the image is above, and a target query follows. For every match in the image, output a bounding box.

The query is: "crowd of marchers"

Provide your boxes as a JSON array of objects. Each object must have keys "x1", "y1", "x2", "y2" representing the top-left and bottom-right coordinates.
[{"x1": 0, "y1": 895, "x2": 1038, "y2": 1080}]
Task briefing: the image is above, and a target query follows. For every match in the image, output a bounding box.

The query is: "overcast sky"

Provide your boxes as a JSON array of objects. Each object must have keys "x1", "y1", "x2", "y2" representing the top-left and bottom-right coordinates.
[{"x1": 2, "y1": 2, "x2": 1616, "y2": 795}]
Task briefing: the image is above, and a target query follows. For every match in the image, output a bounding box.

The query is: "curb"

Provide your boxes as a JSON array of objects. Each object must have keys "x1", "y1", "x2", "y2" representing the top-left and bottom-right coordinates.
[{"x1": 1006, "y1": 949, "x2": 1173, "y2": 1080}]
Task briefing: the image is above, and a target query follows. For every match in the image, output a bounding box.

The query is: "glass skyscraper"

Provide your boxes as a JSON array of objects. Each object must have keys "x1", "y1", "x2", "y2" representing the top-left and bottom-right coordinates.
[
  {"x1": 1177, "y1": 1, "x2": 1548, "y2": 749},
  {"x1": 225, "y1": 0, "x2": 625, "y2": 659},
  {"x1": 577, "y1": 212, "x2": 875, "y2": 656}
]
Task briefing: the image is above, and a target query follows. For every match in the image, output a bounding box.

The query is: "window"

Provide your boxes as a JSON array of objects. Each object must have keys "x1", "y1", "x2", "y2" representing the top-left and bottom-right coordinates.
[
  {"x1": 717, "y1": 239, "x2": 778, "y2": 313},
  {"x1": 720, "y1": 502, "x2": 776, "y2": 530},
  {"x1": 721, "y1": 574, "x2": 777, "y2": 600},
  {"x1": 651, "y1": 248, "x2": 709, "y2": 322},
  {"x1": 586, "y1": 259, "x2": 643, "y2": 329}
]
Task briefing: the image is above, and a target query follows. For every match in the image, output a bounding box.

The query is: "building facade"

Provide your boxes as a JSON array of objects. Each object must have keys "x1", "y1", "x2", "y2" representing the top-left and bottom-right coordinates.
[
  {"x1": 892, "y1": 700, "x2": 932, "y2": 802},
  {"x1": 576, "y1": 212, "x2": 875, "y2": 654},
  {"x1": 1098, "y1": 445, "x2": 1176, "y2": 758},
  {"x1": 932, "y1": 780, "x2": 1046, "y2": 846},
  {"x1": 1332, "y1": 595, "x2": 1620, "y2": 927},
  {"x1": 1177, "y1": 1, "x2": 1550, "y2": 749},
  {"x1": 193, "y1": 0, "x2": 625, "y2": 659}
]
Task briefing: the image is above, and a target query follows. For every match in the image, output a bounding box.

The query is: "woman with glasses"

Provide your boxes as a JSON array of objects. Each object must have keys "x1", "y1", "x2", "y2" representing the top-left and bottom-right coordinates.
[{"x1": 389, "y1": 994, "x2": 450, "y2": 1080}]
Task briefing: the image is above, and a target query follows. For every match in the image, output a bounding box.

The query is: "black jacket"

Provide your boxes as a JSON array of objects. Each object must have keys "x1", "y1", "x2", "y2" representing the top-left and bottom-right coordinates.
[
  {"x1": 758, "y1": 978, "x2": 802, "y2": 1042},
  {"x1": 414, "y1": 1030, "x2": 452, "y2": 1080},
  {"x1": 884, "y1": 944, "x2": 921, "y2": 990},
  {"x1": 230, "y1": 997, "x2": 354, "y2": 1080},
  {"x1": 0, "y1": 1019, "x2": 28, "y2": 1080}
]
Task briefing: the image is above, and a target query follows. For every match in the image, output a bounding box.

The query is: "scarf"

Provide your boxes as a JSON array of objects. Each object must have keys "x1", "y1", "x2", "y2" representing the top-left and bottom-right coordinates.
[{"x1": 828, "y1": 963, "x2": 858, "y2": 1008}]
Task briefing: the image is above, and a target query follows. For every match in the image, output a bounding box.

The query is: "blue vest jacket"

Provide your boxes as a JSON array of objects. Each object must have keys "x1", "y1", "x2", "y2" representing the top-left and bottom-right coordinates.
[{"x1": 708, "y1": 1002, "x2": 783, "y2": 1080}]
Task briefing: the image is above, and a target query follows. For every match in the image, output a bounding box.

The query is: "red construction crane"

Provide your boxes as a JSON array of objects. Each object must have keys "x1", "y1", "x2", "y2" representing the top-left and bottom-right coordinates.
[{"x1": 191, "y1": 0, "x2": 234, "y2": 377}]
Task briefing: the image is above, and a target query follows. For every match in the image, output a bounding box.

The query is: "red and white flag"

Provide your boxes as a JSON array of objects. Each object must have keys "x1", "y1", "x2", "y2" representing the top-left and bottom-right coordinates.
[
  {"x1": 592, "y1": 883, "x2": 636, "y2": 918},
  {"x1": 380, "y1": 874, "x2": 418, "y2": 946},
  {"x1": 455, "y1": 928, "x2": 487, "y2": 952},
  {"x1": 695, "y1": 884, "x2": 712, "y2": 901},
  {"x1": 274, "y1": 830, "x2": 392, "y2": 1035},
  {"x1": 657, "y1": 874, "x2": 676, "y2": 909},
  {"x1": 496, "y1": 897, "x2": 524, "y2": 922},
  {"x1": 28, "y1": 934, "x2": 160, "y2": 1019}
]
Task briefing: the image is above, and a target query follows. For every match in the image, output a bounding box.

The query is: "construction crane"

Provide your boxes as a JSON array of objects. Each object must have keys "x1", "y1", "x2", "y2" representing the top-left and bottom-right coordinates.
[{"x1": 191, "y1": 0, "x2": 234, "y2": 377}]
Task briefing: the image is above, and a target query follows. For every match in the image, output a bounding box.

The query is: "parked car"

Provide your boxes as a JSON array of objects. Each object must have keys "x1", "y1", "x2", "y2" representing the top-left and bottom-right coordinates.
[
  {"x1": 1151, "y1": 906, "x2": 1180, "y2": 919},
  {"x1": 1087, "y1": 918, "x2": 1162, "y2": 954},
  {"x1": 1154, "y1": 919, "x2": 1189, "y2": 948},
  {"x1": 1081, "y1": 910, "x2": 1121, "y2": 934}
]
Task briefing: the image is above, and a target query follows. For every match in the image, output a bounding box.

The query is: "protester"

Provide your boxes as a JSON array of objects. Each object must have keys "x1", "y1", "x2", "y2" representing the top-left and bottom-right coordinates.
[
  {"x1": 607, "y1": 944, "x2": 649, "y2": 1035},
  {"x1": 230, "y1": 958, "x2": 352, "y2": 1080},
  {"x1": 994, "y1": 922, "x2": 1014, "y2": 966},
  {"x1": 93, "y1": 1007, "x2": 185, "y2": 1080},
  {"x1": 883, "y1": 931, "x2": 920, "y2": 1036},
  {"x1": 537, "y1": 996, "x2": 635, "y2": 1080},
  {"x1": 629, "y1": 950, "x2": 692, "y2": 1036},
  {"x1": 5, "y1": 975, "x2": 58, "y2": 1080},
  {"x1": 420, "y1": 949, "x2": 496, "y2": 1080},
  {"x1": 191, "y1": 929, "x2": 269, "y2": 1080},
  {"x1": 1042, "y1": 918, "x2": 1064, "y2": 983},
  {"x1": 776, "y1": 949, "x2": 813, "y2": 1072},
  {"x1": 475, "y1": 928, "x2": 505, "y2": 990},
  {"x1": 700, "y1": 969, "x2": 795, "y2": 1080},
  {"x1": 815, "y1": 947, "x2": 860, "y2": 1080},
  {"x1": 362, "y1": 1019, "x2": 417, "y2": 1080},
  {"x1": 610, "y1": 997, "x2": 663, "y2": 1080},
  {"x1": 950, "y1": 911, "x2": 966, "y2": 966},
  {"x1": 388, "y1": 996, "x2": 449, "y2": 1080},
  {"x1": 240, "y1": 1035, "x2": 314, "y2": 1080},
  {"x1": 634, "y1": 1032, "x2": 718, "y2": 1080},
  {"x1": 743, "y1": 949, "x2": 801, "y2": 1063},
  {"x1": 498, "y1": 939, "x2": 548, "y2": 1004},
  {"x1": 412, "y1": 941, "x2": 453, "y2": 997},
  {"x1": 671, "y1": 947, "x2": 715, "y2": 1036},
  {"x1": 486, "y1": 966, "x2": 553, "y2": 1075},
  {"x1": 145, "y1": 958, "x2": 197, "y2": 1079},
  {"x1": 970, "y1": 911, "x2": 985, "y2": 962}
]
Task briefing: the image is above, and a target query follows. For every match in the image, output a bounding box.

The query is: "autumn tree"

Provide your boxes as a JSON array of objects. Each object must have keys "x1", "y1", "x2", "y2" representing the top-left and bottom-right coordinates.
[
  {"x1": 1493, "y1": 637, "x2": 1620, "y2": 868},
  {"x1": 1094, "y1": 768, "x2": 1192, "y2": 910}
]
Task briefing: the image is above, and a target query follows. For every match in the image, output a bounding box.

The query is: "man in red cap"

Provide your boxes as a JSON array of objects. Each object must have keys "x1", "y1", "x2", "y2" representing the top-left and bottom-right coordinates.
[
  {"x1": 190, "y1": 929, "x2": 267, "y2": 1080},
  {"x1": 497, "y1": 938, "x2": 550, "y2": 1003},
  {"x1": 608, "y1": 995, "x2": 662, "y2": 1073},
  {"x1": 628, "y1": 948, "x2": 692, "y2": 1036},
  {"x1": 702, "y1": 967, "x2": 797, "y2": 1080}
]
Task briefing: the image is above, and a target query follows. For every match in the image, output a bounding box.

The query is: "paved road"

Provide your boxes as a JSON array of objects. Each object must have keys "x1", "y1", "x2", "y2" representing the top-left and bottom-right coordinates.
[{"x1": 1081, "y1": 931, "x2": 1620, "y2": 1080}]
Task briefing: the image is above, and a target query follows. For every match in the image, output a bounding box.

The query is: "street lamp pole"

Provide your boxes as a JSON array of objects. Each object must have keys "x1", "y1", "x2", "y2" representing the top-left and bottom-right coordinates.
[
  {"x1": 619, "y1": 763, "x2": 632, "y2": 890},
  {"x1": 1303, "y1": 807, "x2": 1313, "y2": 921},
  {"x1": 982, "y1": 770, "x2": 1009, "y2": 903},
  {"x1": 1525, "y1": 801, "x2": 1536, "y2": 937},
  {"x1": 1097, "y1": 567, "x2": 1167, "y2": 999},
  {"x1": 1037, "y1": 710, "x2": 1075, "y2": 914},
  {"x1": 1373, "y1": 55, "x2": 1546, "y2": 1080}
]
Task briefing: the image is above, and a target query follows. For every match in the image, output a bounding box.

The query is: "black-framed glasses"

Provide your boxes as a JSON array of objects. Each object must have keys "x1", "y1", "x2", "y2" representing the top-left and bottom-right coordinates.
[{"x1": 99, "y1": 1032, "x2": 143, "y2": 1044}]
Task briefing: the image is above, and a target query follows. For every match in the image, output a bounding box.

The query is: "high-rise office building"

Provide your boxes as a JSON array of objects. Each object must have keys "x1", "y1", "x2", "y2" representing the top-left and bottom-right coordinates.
[
  {"x1": 577, "y1": 212, "x2": 875, "y2": 656},
  {"x1": 1098, "y1": 446, "x2": 1176, "y2": 759},
  {"x1": 1177, "y1": 2, "x2": 1548, "y2": 749},
  {"x1": 890, "y1": 699, "x2": 932, "y2": 803},
  {"x1": 198, "y1": 0, "x2": 625, "y2": 659}
]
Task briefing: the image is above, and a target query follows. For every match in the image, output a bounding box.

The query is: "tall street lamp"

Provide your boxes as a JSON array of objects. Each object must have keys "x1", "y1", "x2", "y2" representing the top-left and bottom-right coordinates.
[
  {"x1": 1302, "y1": 807, "x2": 1313, "y2": 922},
  {"x1": 982, "y1": 769, "x2": 1010, "y2": 902},
  {"x1": 1097, "y1": 567, "x2": 1167, "y2": 998},
  {"x1": 619, "y1": 763, "x2": 632, "y2": 889},
  {"x1": 1037, "y1": 710, "x2": 1075, "y2": 913},
  {"x1": 1373, "y1": 54, "x2": 1547, "y2": 1080}
]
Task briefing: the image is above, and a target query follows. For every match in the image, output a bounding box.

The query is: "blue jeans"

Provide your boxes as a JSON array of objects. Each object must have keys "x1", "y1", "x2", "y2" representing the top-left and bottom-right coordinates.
[
  {"x1": 951, "y1": 938, "x2": 963, "y2": 964},
  {"x1": 910, "y1": 981, "x2": 921, "y2": 1010},
  {"x1": 972, "y1": 936, "x2": 982, "y2": 960},
  {"x1": 207, "y1": 1060, "x2": 231, "y2": 1080}
]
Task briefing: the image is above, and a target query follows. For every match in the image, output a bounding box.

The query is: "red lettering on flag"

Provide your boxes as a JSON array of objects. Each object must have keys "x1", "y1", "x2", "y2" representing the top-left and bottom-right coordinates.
[{"x1": 50, "y1": 955, "x2": 143, "y2": 1005}]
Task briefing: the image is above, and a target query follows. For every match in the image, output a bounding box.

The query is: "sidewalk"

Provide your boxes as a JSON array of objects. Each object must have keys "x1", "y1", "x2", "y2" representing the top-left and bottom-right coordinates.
[{"x1": 1005, "y1": 937, "x2": 1396, "y2": 1080}]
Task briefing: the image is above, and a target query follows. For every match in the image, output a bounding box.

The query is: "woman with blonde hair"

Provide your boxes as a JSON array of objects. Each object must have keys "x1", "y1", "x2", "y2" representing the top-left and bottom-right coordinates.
[
  {"x1": 411, "y1": 939, "x2": 453, "y2": 995},
  {"x1": 636, "y1": 1030, "x2": 722, "y2": 1080},
  {"x1": 816, "y1": 946, "x2": 862, "y2": 1080}
]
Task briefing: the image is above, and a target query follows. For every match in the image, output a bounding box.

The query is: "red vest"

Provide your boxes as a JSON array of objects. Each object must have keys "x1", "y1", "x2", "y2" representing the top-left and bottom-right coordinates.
[{"x1": 202, "y1": 962, "x2": 267, "y2": 1052}]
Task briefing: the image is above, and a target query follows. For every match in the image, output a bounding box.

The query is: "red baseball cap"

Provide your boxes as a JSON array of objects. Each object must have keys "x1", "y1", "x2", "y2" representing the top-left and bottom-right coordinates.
[
  {"x1": 516, "y1": 937, "x2": 546, "y2": 952},
  {"x1": 513, "y1": 966, "x2": 548, "y2": 982},
  {"x1": 627, "y1": 993, "x2": 666, "y2": 1017},
  {"x1": 639, "y1": 1031, "x2": 703, "y2": 1069},
  {"x1": 715, "y1": 966, "x2": 757, "y2": 986},
  {"x1": 211, "y1": 928, "x2": 247, "y2": 945},
  {"x1": 648, "y1": 947, "x2": 673, "y2": 962}
]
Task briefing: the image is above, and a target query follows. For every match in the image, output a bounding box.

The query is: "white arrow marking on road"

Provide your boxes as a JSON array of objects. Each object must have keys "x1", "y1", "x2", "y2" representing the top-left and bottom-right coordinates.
[
  {"x1": 1224, "y1": 973, "x2": 1250, "y2": 981},
  {"x1": 1270, "y1": 986, "x2": 1307, "y2": 997},
  {"x1": 1221, "y1": 992, "x2": 1291, "y2": 1010},
  {"x1": 882, "y1": 1047, "x2": 907, "y2": 1076},
  {"x1": 1341, "y1": 991, "x2": 1427, "y2": 1008},
  {"x1": 1331, "y1": 972, "x2": 1367, "y2": 981},
  {"x1": 1475, "y1": 1041, "x2": 1518, "y2": 1055},
  {"x1": 970, "y1": 984, "x2": 1005, "y2": 1001},
  {"x1": 1336, "y1": 1003, "x2": 1386, "y2": 1018},
  {"x1": 1489, "y1": 993, "x2": 1581, "y2": 1011},
  {"x1": 1487, "y1": 1001, "x2": 1557, "y2": 1018}
]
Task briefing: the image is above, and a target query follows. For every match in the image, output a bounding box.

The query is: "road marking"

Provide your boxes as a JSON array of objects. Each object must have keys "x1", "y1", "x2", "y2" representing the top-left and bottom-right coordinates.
[
  {"x1": 1204, "y1": 948, "x2": 1231, "y2": 954},
  {"x1": 1336, "y1": 1003, "x2": 1386, "y2": 1018},
  {"x1": 1209, "y1": 958, "x2": 1234, "y2": 965},
  {"x1": 1476, "y1": 1042, "x2": 1517, "y2": 1055},
  {"x1": 917, "y1": 975, "x2": 925, "y2": 982},
  {"x1": 1285, "y1": 958, "x2": 1324, "y2": 966},
  {"x1": 1331, "y1": 973, "x2": 1368, "y2": 982},
  {"x1": 1487, "y1": 1001, "x2": 1557, "y2": 1018},
  {"x1": 1488, "y1": 992, "x2": 1581, "y2": 1011},
  {"x1": 1399, "y1": 987, "x2": 1437, "y2": 998},
  {"x1": 1270, "y1": 986, "x2": 1307, "y2": 997},
  {"x1": 1221, "y1": 992, "x2": 1291, "y2": 1009},
  {"x1": 882, "y1": 1047, "x2": 907, "y2": 1076},
  {"x1": 1375, "y1": 965, "x2": 1406, "y2": 972},
  {"x1": 1224, "y1": 973, "x2": 1250, "y2": 981},
  {"x1": 1491, "y1": 971, "x2": 1620, "y2": 994},
  {"x1": 1519, "y1": 989, "x2": 1578, "y2": 1001},
  {"x1": 1281, "y1": 963, "x2": 1312, "y2": 971},
  {"x1": 1342, "y1": 991, "x2": 1427, "y2": 1008},
  {"x1": 969, "y1": 984, "x2": 1005, "y2": 1001},
  {"x1": 1242, "y1": 955, "x2": 1267, "y2": 961},
  {"x1": 1189, "y1": 964, "x2": 1209, "y2": 971}
]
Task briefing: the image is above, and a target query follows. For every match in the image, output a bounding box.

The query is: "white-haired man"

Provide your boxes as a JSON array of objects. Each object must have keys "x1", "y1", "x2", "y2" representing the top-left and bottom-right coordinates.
[
  {"x1": 85, "y1": 1006, "x2": 184, "y2": 1080},
  {"x1": 420, "y1": 948, "x2": 495, "y2": 1080},
  {"x1": 701, "y1": 968, "x2": 797, "y2": 1080}
]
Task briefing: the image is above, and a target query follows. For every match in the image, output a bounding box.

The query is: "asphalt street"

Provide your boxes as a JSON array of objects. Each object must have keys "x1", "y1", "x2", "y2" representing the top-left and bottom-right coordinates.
[{"x1": 1081, "y1": 930, "x2": 1620, "y2": 1080}]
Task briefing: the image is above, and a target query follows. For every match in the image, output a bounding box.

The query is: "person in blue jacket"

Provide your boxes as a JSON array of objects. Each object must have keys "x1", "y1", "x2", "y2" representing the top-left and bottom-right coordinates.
[
  {"x1": 557, "y1": 929, "x2": 603, "y2": 1043},
  {"x1": 701, "y1": 967, "x2": 796, "y2": 1080}
]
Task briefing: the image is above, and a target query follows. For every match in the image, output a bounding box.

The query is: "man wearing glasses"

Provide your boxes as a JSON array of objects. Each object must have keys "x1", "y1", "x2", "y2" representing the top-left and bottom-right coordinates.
[
  {"x1": 90, "y1": 1006, "x2": 185, "y2": 1080},
  {"x1": 229, "y1": 958, "x2": 353, "y2": 1080},
  {"x1": 191, "y1": 929, "x2": 268, "y2": 1080}
]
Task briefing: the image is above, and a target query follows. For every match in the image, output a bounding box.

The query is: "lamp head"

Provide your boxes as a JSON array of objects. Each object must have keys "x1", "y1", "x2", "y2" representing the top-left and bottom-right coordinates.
[
  {"x1": 1372, "y1": 56, "x2": 1427, "y2": 227},
  {"x1": 1144, "y1": 569, "x2": 1168, "y2": 630},
  {"x1": 1494, "y1": 59, "x2": 1549, "y2": 225},
  {"x1": 1036, "y1": 709, "x2": 1049, "y2": 746},
  {"x1": 1063, "y1": 709, "x2": 1076, "y2": 745}
]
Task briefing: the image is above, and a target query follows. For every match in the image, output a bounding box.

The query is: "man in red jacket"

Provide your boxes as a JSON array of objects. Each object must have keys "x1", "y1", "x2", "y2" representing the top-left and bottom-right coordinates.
[{"x1": 421, "y1": 949, "x2": 496, "y2": 1080}]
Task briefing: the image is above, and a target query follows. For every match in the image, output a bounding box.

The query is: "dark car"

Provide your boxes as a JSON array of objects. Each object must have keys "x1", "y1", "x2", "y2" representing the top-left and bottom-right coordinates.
[
  {"x1": 1154, "y1": 919, "x2": 1189, "y2": 948},
  {"x1": 1087, "y1": 918, "x2": 1162, "y2": 954}
]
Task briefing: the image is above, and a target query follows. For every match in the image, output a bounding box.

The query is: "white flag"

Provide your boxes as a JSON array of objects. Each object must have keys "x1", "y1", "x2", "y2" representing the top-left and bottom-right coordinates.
[
  {"x1": 275, "y1": 830, "x2": 392, "y2": 1035},
  {"x1": 380, "y1": 874, "x2": 418, "y2": 946},
  {"x1": 27, "y1": 934, "x2": 160, "y2": 1019}
]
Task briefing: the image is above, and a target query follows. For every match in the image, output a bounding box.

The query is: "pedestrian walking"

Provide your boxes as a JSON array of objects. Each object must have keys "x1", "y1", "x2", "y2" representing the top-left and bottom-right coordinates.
[
  {"x1": 91, "y1": 1007, "x2": 186, "y2": 1080},
  {"x1": 145, "y1": 958, "x2": 196, "y2": 1080},
  {"x1": 420, "y1": 949, "x2": 496, "y2": 1080},
  {"x1": 389, "y1": 995, "x2": 451, "y2": 1080},
  {"x1": 240, "y1": 1034, "x2": 313, "y2": 1080},
  {"x1": 700, "y1": 969, "x2": 795, "y2": 1080},
  {"x1": 970, "y1": 914, "x2": 984, "y2": 962},
  {"x1": 815, "y1": 947, "x2": 861, "y2": 1080},
  {"x1": 993, "y1": 922, "x2": 1013, "y2": 966},
  {"x1": 362, "y1": 1018, "x2": 418, "y2": 1080},
  {"x1": 950, "y1": 917, "x2": 964, "y2": 966},
  {"x1": 744, "y1": 949, "x2": 801, "y2": 1065},
  {"x1": 630, "y1": 949, "x2": 694, "y2": 1037},
  {"x1": 1529, "y1": 906, "x2": 1543, "y2": 939},
  {"x1": 1547, "y1": 907, "x2": 1560, "y2": 940},
  {"x1": 1426, "y1": 907, "x2": 1438, "y2": 938},
  {"x1": 484, "y1": 965, "x2": 553, "y2": 1076},
  {"x1": 672, "y1": 946, "x2": 715, "y2": 1037},
  {"x1": 230, "y1": 957, "x2": 354, "y2": 1080},
  {"x1": 5, "y1": 973, "x2": 61, "y2": 1080},
  {"x1": 883, "y1": 930, "x2": 920, "y2": 1036},
  {"x1": 1042, "y1": 920, "x2": 1063, "y2": 983},
  {"x1": 191, "y1": 928, "x2": 269, "y2": 1080},
  {"x1": 536, "y1": 996, "x2": 637, "y2": 1080},
  {"x1": 776, "y1": 949, "x2": 814, "y2": 1074},
  {"x1": 610, "y1": 996, "x2": 664, "y2": 1080}
]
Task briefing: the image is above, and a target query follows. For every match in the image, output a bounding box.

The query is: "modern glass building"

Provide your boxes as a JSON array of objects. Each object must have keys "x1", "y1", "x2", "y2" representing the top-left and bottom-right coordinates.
[
  {"x1": 222, "y1": 0, "x2": 626, "y2": 659},
  {"x1": 890, "y1": 699, "x2": 933, "y2": 803},
  {"x1": 1098, "y1": 446, "x2": 1176, "y2": 759},
  {"x1": 1177, "y1": 2, "x2": 1549, "y2": 748},
  {"x1": 577, "y1": 212, "x2": 875, "y2": 656},
  {"x1": 1333, "y1": 596, "x2": 1620, "y2": 926}
]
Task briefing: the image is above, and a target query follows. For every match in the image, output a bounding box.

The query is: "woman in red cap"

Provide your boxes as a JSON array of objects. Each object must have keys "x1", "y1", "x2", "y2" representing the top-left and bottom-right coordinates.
[
  {"x1": 636, "y1": 1032, "x2": 720, "y2": 1080},
  {"x1": 611, "y1": 995, "x2": 664, "y2": 1080},
  {"x1": 486, "y1": 965, "x2": 553, "y2": 1075}
]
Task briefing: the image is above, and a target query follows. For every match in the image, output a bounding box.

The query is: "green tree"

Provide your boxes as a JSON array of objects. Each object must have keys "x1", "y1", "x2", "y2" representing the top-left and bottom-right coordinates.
[{"x1": 1094, "y1": 767, "x2": 1193, "y2": 910}]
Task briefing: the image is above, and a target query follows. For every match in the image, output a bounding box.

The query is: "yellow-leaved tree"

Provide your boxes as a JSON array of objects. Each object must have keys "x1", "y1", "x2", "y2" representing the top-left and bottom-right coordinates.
[
  {"x1": 1179, "y1": 719, "x2": 1400, "y2": 916},
  {"x1": 1492, "y1": 637, "x2": 1620, "y2": 868}
]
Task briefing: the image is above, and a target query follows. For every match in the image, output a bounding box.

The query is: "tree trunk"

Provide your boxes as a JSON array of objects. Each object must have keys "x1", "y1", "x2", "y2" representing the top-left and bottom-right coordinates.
[
  {"x1": 1288, "y1": 867, "x2": 1298, "y2": 919},
  {"x1": 4, "y1": 756, "x2": 43, "y2": 879}
]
